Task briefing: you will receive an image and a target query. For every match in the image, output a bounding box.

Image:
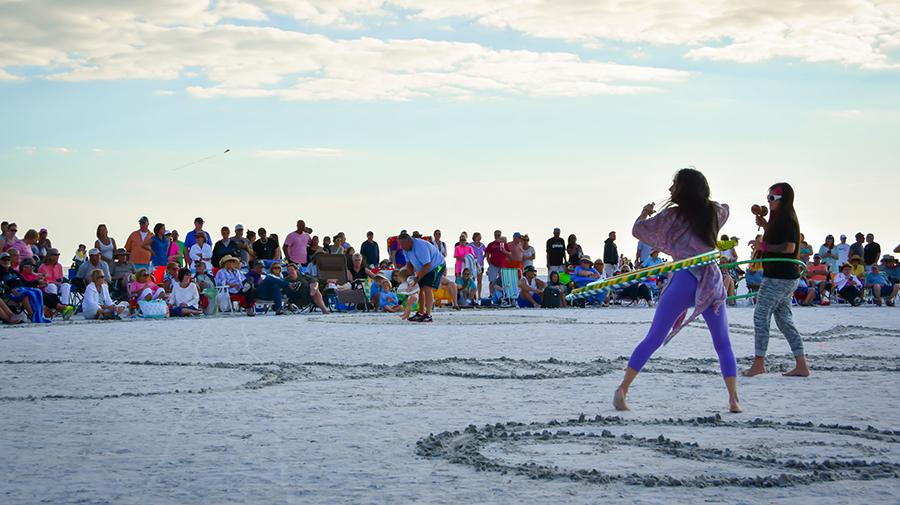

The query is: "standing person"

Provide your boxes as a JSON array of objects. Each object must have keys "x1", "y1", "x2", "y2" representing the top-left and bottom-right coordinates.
[
  {"x1": 744, "y1": 182, "x2": 809, "y2": 378},
  {"x1": 818, "y1": 235, "x2": 840, "y2": 276},
  {"x1": 546, "y1": 227, "x2": 566, "y2": 280},
  {"x1": 211, "y1": 226, "x2": 238, "y2": 268},
  {"x1": 431, "y1": 230, "x2": 447, "y2": 258},
  {"x1": 470, "y1": 232, "x2": 486, "y2": 299},
  {"x1": 635, "y1": 239, "x2": 654, "y2": 267},
  {"x1": 453, "y1": 234, "x2": 474, "y2": 278},
  {"x1": 283, "y1": 220, "x2": 311, "y2": 266},
  {"x1": 253, "y1": 227, "x2": 278, "y2": 261},
  {"x1": 613, "y1": 168, "x2": 741, "y2": 413},
  {"x1": 168, "y1": 230, "x2": 185, "y2": 267},
  {"x1": 603, "y1": 231, "x2": 618, "y2": 278},
  {"x1": 836, "y1": 234, "x2": 851, "y2": 266},
  {"x1": 398, "y1": 232, "x2": 446, "y2": 323},
  {"x1": 484, "y1": 230, "x2": 508, "y2": 285},
  {"x1": 566, "y1": 234, "x2": 583, "y2": 265},
  {"x1": 94, "y1": 224, "x2": 117, "y2": 265},
  {"x1": 849, "y1": 232, "x2": 865, "y2": 263},
  {"x1": 189, "y1": 232, "x2": 214, "y2": 271},
  {"x1": 141, "y1": 223, "x2": 170, "y2": 269},
  {"x1": 521, "y1": 235, "x2": 536, "y2": 269},
  {"x1": 360, "y1": 231, "x2": 380, "y2": 268},
  {"x1": 233, "y1": 224, "x2": 253, "y2": 266},
  {"x1": 389, "y1": 230, "x2": 408, "y2": 268},
  {"x1": 124, "y1": 216, "x2": 153, "y2": 270},
  {"x1": 507, "y1": 233, "x2": 525, "y2": 272},
  {"x1": 182, "y1": 217, "x2": 211, "y2": 265},
  {"x1": 864, "y1": 233, "x2": 881, "y2": 273}
]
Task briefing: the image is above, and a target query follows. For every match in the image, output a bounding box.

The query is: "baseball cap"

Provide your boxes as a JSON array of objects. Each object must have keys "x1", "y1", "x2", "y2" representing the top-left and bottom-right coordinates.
[
  {"x1": 0, "y1": 252, "x2": 9, "y2": 259},
  {"x1": 730, "y1": 236, "x2": 740, "y2": 241},
  {"x1": 39, "y1": 228, "x2": 48, "y2": 234},
  {"x1": 523, "y1": 265, "x2": 536, "y2": 273},
  {"x1": 194, "y1": 217, "x2": 204, "y2": 223},
  {"x1": 553, "y1": 227, "x2": 560, "y2": 233},
  {"x1": 513, "y1": 232, "x2": 522, "y2": 238},
  {"x1": 840, "y1": 234, "x2": 847, "y2": 239},
  {"x1": 253, "y1": 260, "x2": 265, "y2": 268},
  {"x1": 139, "y1": 216, "x2": 149, "y2": 223},
  {"x1": 235, "y1": 224, "x2": 244, "y2": 231},
  {"x1": 88, "y1": 248, "x2": 101, "y2": 256}
]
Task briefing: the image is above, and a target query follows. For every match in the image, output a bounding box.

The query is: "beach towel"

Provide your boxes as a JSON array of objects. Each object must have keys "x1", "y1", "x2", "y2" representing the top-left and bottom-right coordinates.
[
  {"x1": 11, "y1": 287, "x2": 50, "y2": 323},
  {"x1": 463, "y1": 253, "x2": 478, "y2": 278}
]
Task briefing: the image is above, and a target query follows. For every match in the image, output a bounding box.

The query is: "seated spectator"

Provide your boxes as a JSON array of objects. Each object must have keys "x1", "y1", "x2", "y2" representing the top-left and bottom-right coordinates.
[
  {"x1": 489, "y1": 275, "x2": 505, "y2": 305},
  {"x1": 7, "y1": 247, "x2": 20, "y2": 270},
  {"x1": 38, "y1": 248, "x2": 72, "y2": 308},
  {"x1": 378, "y1": 279, "x2": 403, "y2": 313},
  {"x1": 108, "y1": 248, "x2": 137, "y2": 299},
  {"x1": 834, "y1": 263, "x2": 863, "y2": 306},
  {"x1": 267, "y1": 262, "x2": 284, "y2": 279},
  {"x1": 215, "y1": 255, "x2": 254, "y2": 316},
  {"x1": 865, "y1": 266, "x2": 899, "y2": 307},
  {"x1": 378, "y1": 258, "x2": 393, "y2": 270},
  {"x1": 614, "y1": 265, "x2": 654, "y2": 307},
  {"x1": 547, "y1": 271, "x2": 568, "y2": 308},
  {"x1": 348, "y1": 253, "x2": 374, "y2": 287},
  {"x1": 456, "y1": 268, "x2": 478, "y2": 306},
  {"x1": 74, "y1": 248, "x2": 110, "y2": 293},
  {"x1": 189, "y1": 231, "x2": 214, "y2": 271},
  {"x1": 0, "y1": 251, "x2": 49, "y2": 323},
  {"x1": 19, "y1": 257, "x2": 71, "y2": 319},
  {"x1": 245, "y1": 260, "x2": 292, "y2": 315},
  {"x1": 849, "y1": 255, "x2": 865, "y2": 282},
  {"x1": 36, "y1": 228, "x2": 52, "y2": 262},
  {"x1": 283, "y1": 262, "x2": 331, "y2": 314},
  {"x1": 162, "y1": 261, "x2": 179, "y2": 293},
  {"x1": 882, "y1": 255, "x2": 900, "y2": 283},
  {"x1": 83, "y1": 268, "x2": 124, "y2": 320},
  {"x1": 130, "y1": 268, "x2": 165, "y2": 302},
  {"x1": 0, "y1": 298, "x2": 25, "y2": 324},
  {"x1": 718, "y1": 256, "x2": 738, "y2": 306},
  {"x1": 572, "y1": 255, "x2": 608, "y2": 306},
  {"x1": 517, "y1": 265, "x2": 546, "y2": 307},
  {"x1": 804, "y1": 254, "x2": 830, "y2": 304},
  {"x1": 211, "y1": 227, "x2": 238, "y2": 269},
  {"x1": 192, "y1": 260, "x2": 216, "y2": 290},
  {"x1": 169, "y1": 268, "x2": 202, "y2": 316},
  {"x1": 369, "y1": 271, "x2": 390, "y2": 309}
]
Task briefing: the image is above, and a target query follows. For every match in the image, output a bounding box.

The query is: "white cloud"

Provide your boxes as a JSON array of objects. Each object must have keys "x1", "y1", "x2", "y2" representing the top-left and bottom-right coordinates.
[
  {"x1": 832, "y1": 109, "x2": 862, "y2": 118},
  {"x1": 154, "y1": 90, "x2": 176, "y2": 95},
  {"x1": 15, "y1": 146, "x2": 35, "y2": 153},
  {"x1": 48, "y1": 147, "x2": 73, "y2": 153},
  {"x1": 92, "y1": 148, "x2": 110, "y2": 153},
  {"x1": 256, "y1": 148, "x2": 345, "y2": 158}
]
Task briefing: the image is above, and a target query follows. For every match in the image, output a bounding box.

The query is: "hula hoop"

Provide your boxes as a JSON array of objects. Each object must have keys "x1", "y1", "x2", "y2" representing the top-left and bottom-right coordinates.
[
  {"x1": 565, "y1": 250, "x2": 721, "y2": 301},
  {"x1": 721, "y1": 258, "x2": 808, "y2": 302}
]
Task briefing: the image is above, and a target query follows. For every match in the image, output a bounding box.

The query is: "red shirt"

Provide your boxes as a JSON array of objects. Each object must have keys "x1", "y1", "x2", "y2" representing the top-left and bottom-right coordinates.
[{"x1": 485, "y1": 240, "x2": 508, "y2": 268}]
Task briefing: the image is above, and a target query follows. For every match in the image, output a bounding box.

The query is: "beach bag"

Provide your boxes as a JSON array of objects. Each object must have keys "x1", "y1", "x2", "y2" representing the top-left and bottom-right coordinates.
[
  {"x1": 139, "y1": 299, "x2": 169, "y2": 318},
  {"x1": 541, "y1": 286, "x2": 562, "y2": 308},
  {"x1": 203, "y1": 288, "x2": 219, "y2": 315},
  {"x1": 217, "y1": 289, "x2": 232, "y2": 312}
]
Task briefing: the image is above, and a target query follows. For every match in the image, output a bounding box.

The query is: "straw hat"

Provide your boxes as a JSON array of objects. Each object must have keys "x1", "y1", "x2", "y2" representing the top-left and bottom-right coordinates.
[
  {"x1": 219, "y1": 254, "x2": 239, "y2": 268},
  {"x1": 113, "y1": 248, "x2": 130, "y2": 257},
  {"x1": 849, "y1": 254, "x2": 863, "y2": 263}
]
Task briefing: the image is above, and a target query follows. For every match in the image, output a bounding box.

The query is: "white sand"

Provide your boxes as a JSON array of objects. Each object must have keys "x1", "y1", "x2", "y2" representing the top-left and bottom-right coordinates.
[{"x1": 1, "y1": 306, "x2": 899, "y2": 504}]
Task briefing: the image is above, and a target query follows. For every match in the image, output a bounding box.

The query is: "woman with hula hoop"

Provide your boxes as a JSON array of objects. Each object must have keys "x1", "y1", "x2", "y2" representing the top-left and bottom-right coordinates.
[
  {"x1": 743, "y1": 183, "x2": 810, "y2": 377},
  {"x1": 614, "y1": 168, "x2": 741, "y2": 413}
]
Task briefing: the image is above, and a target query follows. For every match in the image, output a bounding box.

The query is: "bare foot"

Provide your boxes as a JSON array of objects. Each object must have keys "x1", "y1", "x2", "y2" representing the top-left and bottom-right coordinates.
[
  {"x1": 730, "y1": 397, "x2": 743, "y2": 413},
  {"x1": 782, "y1": 367, "x2": 810, "y2": 377},
  {"x1": 742, "y1": 356, "x2": 767, "y2": 377},
  {"x1": 613, "y1": 388, "x2": 629, "y2": 411}
]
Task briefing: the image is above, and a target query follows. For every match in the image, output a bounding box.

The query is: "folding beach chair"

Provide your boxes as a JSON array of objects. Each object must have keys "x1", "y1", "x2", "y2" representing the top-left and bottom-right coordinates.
[
  {"x1": 500, "y1": 267, "x2": 520, "y2": 307},
  {"x1": 315, "y1": 254, "x2": 352, "y2": 311}
]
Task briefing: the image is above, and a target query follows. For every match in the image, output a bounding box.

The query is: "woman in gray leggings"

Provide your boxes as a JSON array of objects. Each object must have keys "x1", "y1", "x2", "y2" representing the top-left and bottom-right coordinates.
[{"x1": 745, "y1": 182, "x2": 810, "y2": 377}]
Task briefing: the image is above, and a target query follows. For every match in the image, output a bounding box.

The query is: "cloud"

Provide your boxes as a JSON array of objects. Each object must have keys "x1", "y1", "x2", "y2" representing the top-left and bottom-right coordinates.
[
  {"x1": 255, "y1": 148, "x2": 345, "y2": 158},
  {"x1": 47, "y1": 147, "x2": 73, "y2": 153},
  {"x1": 92, "y1": 148, "x2": 110, "y2": 153},
  {"x1": 15, "y1": 146, "x2": 36, "y2": 154},
  {"x1": 154, "y1": 90, "x2": 176, "y2": 95},
  {"x1": 0, "y1": 1, "x2": 690, "y2": 100},
  {"x1": 832, "y1": 109, "x2": 863, "y2": 118}
]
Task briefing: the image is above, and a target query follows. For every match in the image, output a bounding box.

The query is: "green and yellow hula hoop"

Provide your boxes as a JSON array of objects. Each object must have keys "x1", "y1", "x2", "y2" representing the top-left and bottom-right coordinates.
[
  {"x1": 721, "y1": 258, "x2": 808, "y2": 302},
  {"x1": 565, "y1": 250, "x2": 722, "y2": 302}
]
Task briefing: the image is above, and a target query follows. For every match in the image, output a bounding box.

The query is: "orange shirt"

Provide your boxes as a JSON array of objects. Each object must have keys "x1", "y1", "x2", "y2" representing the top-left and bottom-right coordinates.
[{"x1": 124, "y1": 230, "x2": 152, "y2": 265}]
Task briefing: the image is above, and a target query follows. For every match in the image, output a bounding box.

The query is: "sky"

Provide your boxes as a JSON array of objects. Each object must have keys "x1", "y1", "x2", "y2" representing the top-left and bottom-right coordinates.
[{"x1": 2, "y1": 0, "x2": 899, "y2": 265}]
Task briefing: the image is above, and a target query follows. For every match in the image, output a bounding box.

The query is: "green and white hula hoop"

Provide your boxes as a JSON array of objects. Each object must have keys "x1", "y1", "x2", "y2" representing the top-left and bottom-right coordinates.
[{"x1": 565, "y1": 250, "x2": 721, "y2": 302}]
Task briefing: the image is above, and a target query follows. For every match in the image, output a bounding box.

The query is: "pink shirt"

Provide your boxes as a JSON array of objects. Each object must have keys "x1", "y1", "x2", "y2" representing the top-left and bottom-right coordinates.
[
  {"x1": 633, "y1": 202, "x2": 729, "y2": 344},
  {"x1": 38, "y1": 263, "x2": 64, "y2": 288},
  {"x1": 130, "y1": 281, "x2": 161, "y2": 296},
  {"x1": 283, "y1": 231, "x2": 310, "y2": 264},
  {"x1": 453, "y1": 244, "x2": 475, "y2": 275}
]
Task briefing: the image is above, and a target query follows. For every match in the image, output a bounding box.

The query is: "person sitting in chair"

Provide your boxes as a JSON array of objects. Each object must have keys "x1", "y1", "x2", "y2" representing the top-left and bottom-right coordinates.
[
  {"x1": 517, "y1": 265, "x2": 547, "y2": 307},
  {"x1": 130, "y1": 268, "x2": 165, "y2": 302},
  {"x1": 283, "y1": 263, "x2": 332, "y2": 314},
  {"x1": 834, "y1": 263, "x2": 863, "y2": 306},
  {"x1": 865, "y1": 265, "x2": 899, "y2": 307}
]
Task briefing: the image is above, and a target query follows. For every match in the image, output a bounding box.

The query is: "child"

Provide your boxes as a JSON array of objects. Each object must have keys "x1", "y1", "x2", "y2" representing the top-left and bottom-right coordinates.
[
  {"x1": 72, "y1": 244, "x2": 87, "y2": 270},
  {"x1": 378, "y1": 279, "x2": 402, "y2": 313},
  {"x1": 395, "y1": 267, "x2": 420, "y2": 320},
  {"x1": 456, "y1": 268, "x2": 477, "y2": 305}
]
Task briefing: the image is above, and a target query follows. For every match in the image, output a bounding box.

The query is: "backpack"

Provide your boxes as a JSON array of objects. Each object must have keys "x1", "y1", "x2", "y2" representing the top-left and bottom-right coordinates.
[{"x1": 541, "y1": 286, "x2": 562, "y2": 308}]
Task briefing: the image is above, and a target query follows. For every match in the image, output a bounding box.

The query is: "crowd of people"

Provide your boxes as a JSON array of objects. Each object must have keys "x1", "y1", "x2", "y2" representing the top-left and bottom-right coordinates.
[{"x1": 1, "y1": 212, "x2": 899, "y2": 325}]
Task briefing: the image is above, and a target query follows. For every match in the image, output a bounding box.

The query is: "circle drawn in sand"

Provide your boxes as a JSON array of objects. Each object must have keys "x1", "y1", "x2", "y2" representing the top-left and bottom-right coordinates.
[{"x1": 417, "y1": 416, "x2": 900, "y2": 487}]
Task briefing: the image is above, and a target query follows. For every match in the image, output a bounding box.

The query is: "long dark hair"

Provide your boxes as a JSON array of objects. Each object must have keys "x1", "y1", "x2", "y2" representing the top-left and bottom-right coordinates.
[
  {"x1": 662, "y1": 168, "x2": 718, "y2": 248},
  {"x1": 763, "y1": 182, "x2": 800, "y2": 252}
]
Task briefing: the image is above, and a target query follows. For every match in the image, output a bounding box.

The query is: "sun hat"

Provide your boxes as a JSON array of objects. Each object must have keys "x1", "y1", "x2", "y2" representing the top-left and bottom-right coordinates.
[
  {"x1": 113, "y1": 248, "x2": 130, "y2": 257},
  {"x1": 523, "y1": 265, "x2": 537, "y2": 273},
  {"x1": 580, "y1": 255, "x2": 592, "y2": 263},
  {"x1": 218, "y1": 254, "x2": 240, "y2": 267},
  {"x1": 849, "y1": 255, "x2": 863, "y2": 263}
]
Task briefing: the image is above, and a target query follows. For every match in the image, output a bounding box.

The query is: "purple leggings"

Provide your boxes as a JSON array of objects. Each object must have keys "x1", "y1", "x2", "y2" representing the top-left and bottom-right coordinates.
[{"x1": 627, "y1": 269, "x2": 737, "y2": 378}]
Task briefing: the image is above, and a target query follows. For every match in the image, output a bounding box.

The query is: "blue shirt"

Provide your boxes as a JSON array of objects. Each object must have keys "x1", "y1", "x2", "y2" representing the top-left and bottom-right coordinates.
[
  {"x1": 150, "y1": 236, "x2": 170, "y2": 267},
  {"x1": 215, "y1": 268, "x2": 245, "y2": 294},
  {"x1": 379, "y1": 291, "x2": 399, "y2": 307},
  {"x1": 865, "y1": 272, "x2": 891, "y2": 287},
  {"x1": 745, "y1": 269, "x2": 764, "y2": 285},
  {"x1": 642, "y1": 256, "x2": 664, "y2": 268},
  {"x1": 636, "y1": 241, "x2": 654, "y2": 264},
  {"x1": 572, "y1": 266, "x2": 600, "y2": 287},
  {"x1": 405, "y1": 238, "x2": 445, "y2": 273},
  {"x1": 391, "y1": 241, "x2": 406, "y2": 267},
  {"x1": 456, "y1": 277, "x2": 476, "y2": 291},
  {"x1": 183, "y1": 230, "x2": 211, "y2": 252}
]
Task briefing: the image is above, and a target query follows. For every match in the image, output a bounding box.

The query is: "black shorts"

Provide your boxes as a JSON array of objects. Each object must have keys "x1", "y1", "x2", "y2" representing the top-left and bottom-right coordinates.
[{"x1": 419, "y1": 265, "x2": 446, "y2": 290}]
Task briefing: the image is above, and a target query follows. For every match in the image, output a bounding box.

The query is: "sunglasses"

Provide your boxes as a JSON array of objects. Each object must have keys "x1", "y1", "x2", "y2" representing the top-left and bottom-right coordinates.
[
  {"x1": 8, "y1": 229, "x2": 17, "y2": 233},
  {"x1": 767, "y1": 194, "x2": 782, "y2": 202}
]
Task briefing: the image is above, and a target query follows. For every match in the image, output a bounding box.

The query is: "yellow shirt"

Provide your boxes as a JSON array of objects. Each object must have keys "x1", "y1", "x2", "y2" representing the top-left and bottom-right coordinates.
[{"x1": 850, "y1": 264, "x2": 865, "y2": 279}]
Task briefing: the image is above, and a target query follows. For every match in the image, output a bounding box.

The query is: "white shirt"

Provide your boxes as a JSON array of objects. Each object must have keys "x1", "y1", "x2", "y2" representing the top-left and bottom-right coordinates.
[
  {"x1": 834, "y1": 272, "x2": 861, "y2": 291},
  {"x1": 522, "y1": 246, "x2": 536, "y2": 268},
  {"x1": 83, "y1": 282, "x2": 113, "y2": 312},
  {"x1": 170, "y1": 282, "x2": 200, "y2": 307},
  {"x1": 837, "y1": 243, "x2": 851, "y2": 265},
  {"x1": 190, "y1": 243, "x2": 214, "y2": 270}
]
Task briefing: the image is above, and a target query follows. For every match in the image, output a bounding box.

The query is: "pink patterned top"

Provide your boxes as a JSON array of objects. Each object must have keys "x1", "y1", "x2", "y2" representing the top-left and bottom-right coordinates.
[{"x1": 632, "y1": 202, "x2": 729, "y2": 343}]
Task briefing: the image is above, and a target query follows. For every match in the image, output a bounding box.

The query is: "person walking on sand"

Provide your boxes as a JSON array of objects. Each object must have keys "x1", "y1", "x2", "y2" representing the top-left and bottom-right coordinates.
[
  {"x1": 743, "y1": 183, "x2": 810, "y2": 378},
  {"x1": 614, "y1": 168, "x2": 741, "y2": 413}
]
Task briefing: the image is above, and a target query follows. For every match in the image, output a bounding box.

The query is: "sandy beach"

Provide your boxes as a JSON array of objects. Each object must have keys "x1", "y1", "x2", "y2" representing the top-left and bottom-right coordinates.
[{"x1": 2, "y1": 305, "x2": 899, "y2": 504}]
